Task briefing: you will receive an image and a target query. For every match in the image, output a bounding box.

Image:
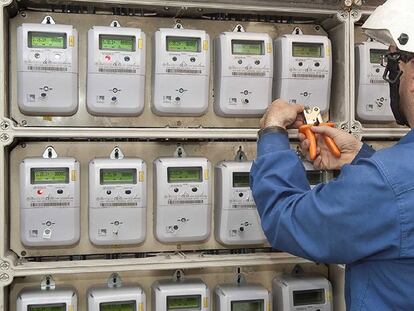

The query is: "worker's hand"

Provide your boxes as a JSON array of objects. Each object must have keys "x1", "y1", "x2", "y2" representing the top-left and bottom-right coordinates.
[
  {"x1": 260, "y1": 99, "x2": 305, "y2": 130},
  {"x1": 299, "y1": 126, "x2": 363, "y2": 170}
]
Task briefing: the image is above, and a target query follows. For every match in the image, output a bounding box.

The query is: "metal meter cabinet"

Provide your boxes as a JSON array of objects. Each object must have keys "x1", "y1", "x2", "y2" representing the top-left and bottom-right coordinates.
[
  {"x1": 0, "y1": 0, "x2": 355, "y2": 310},
  {"x1": 349, "y1": 2, "x2": 410, "y2": 139}
]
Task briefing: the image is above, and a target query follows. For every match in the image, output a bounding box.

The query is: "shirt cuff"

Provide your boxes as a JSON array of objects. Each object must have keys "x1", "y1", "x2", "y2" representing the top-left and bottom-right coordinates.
[
  {"x1": 257, "y1": 131, "x2": 290, "y2": 156},
  {"x1": 351, "y1": 143, "x2": 376, "y2": 164}
]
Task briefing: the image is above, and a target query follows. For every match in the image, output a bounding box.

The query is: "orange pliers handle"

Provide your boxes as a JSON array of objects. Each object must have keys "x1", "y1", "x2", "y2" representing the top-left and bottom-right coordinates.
[{"x1": 299, "y1": 122, "x2": 341, "y2": 161}]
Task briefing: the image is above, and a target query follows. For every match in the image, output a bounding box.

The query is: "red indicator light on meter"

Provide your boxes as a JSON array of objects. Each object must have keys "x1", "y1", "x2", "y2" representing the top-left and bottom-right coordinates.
[
  {"x1": 37, "y1": 189, "x2": 44, "y2": 195},
  {"x1": 104, "y1": 55, "x2": 111, "y2": 62}
]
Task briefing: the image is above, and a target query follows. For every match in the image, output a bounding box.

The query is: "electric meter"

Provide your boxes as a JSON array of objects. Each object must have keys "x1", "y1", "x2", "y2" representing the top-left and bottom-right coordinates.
[
  {"x1": 214, "y1": 283, "x2": 270, "y2": 311},
  {"x1": 355, "y1": 41, "x2": 393, "y2": 121},
  {"x1": 215, "y1": 161, "x2": 266, "y2": 245},
  {"x1": 273, "y1": 275, "x2": 332, "y2": 311},
  {"x1": 20, "y1": 149, "x2": 80, "y2": 246},
  {"x1": 214, "y1": 28, "x2": 273, "y2": 116},
  {"x1": 17, "y1": 288, "x2": 77, "y2": 311},
  {"x1": 17, "y1": 17, "x2": 78, "y2": 116},
  {"x1": 88, "y1": 285, "x2": 146, "y2": 311},
  {"x1": 89, "y1": 149, "x2": 147, "y2": 245},
  {"x1": 303, "y1": 161, "x2": 324, "y2": 189},
  {"x1": 152, "y1": 278, "x2": 210, "y2": 311},
  {"x1": 273, "y1": 31, "x2": 332, "y2": 113},
  {"x1": 152, "y1": 26, "x2": 210, "y2": 116},
  {"x1": 153, "y1": 157, "x2": 212, "y2": 243},
  {"x1": 87, "y1": 23, "x2": 146, "y2": 116}
]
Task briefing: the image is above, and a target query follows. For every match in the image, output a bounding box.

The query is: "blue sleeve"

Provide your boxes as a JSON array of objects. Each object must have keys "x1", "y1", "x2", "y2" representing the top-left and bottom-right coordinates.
[
  {"x1": 351, "y1": 143, "x2": 376, "y2": 164},
  {"x1": 250, "y1": 132, "x2": 401, "y2": 264}
]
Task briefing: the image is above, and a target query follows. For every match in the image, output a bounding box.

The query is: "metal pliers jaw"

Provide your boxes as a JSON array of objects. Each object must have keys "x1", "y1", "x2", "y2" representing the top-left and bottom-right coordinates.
[{"x1": 299, "y1": 106, "x2": 341, "y2": 161}]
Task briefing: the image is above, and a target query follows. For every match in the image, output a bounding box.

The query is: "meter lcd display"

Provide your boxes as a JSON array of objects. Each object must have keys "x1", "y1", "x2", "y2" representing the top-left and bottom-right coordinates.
[
  {"x1": 166, "y1": 36, "x2": 201, "y2": 52},
  {"x1": 292, "y1": 42, "x2": 323, "y2": 58},
  {"x1": 167, "y1": 167, "x2": 202, "y2": 183},
  {"x1": 293, "y1": 289, "x2": 325, "y2": 306},
  {"x1": 167, "y1": 295, "x2": 202, "y2": 310},
  {"x1": 28, "y1": 304, "x2": 66, "y2": 311},
  {"x1": 99, "y1": 34, "x2": 136, "y2": 52},
  {"x1": 30, "y1": 167, "x2": 69, "y2": 184},
  {"x1": 231, "y1": 40, "x2": 264, "y2": 55},
  {"x1": 233, "y1": 172, "x2": 250, "y2": 188},
  {"x1": 28, "y1": 32, "x2": 67, "y2": 49},
  {"x1": 100, "y1": 300, "x2": 136, "y2": 311},
  {"x1": 231, "y1": 299, "x2": 264, "y2": 311},
  {"x1": 100, "y1": 168, "x2": 137, "y2": 185},
  {"x1": 370, "y1": 49, "x2": 386, "y2": 64},
  {"x1": 306, "y1": 171, "x2": 323, "y2": 186}
]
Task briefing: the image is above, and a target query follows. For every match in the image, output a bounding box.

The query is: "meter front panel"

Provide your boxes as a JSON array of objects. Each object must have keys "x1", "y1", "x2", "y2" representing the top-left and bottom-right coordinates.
[
  {"x1": 89, "y1": 158, "x2": 147, "y2": 245},
  {"x1": 303, "y1": 161, "x2": 324, "y2": 189},
  {"x1": 152, "y1": 28, "x2": 210, "y2": 116},
  {"x1": 17, "y1": 23, "x2": 78, "y2": 116},
  {"x1": 214, "y1": 32, "x2": 273, "y2": 116},
  {"x1": 87, "y1": 26, "x2": 146, "y2": 116},
  {"x1": 154, "y1": 157, "x2": 212, "y2": 243},
  {"x1": 16, "y1": 288, "x2": 77, "y2": 311},
  {"x1": 273, "y1": 34, "x2": 332, "y2": 113},
  {"x1": 88, "y1": 286, "x2": 146, "y2": 311},
  {"x1": 214, "y1": 284, "x2": 270, "y2": 311},
  {"x1": 215, "y1": 161, "x2": 266, "y2": 245},
  {"x1": 152, "y1": 279, "x2": 210, "y2": 311},
  {"x1": 272, "y1": 275, "x2": 332, "y2": 311},
  {"x1": 355, "y1": 41, "x2": 393, "y2": 121},
  {"x1": 19, "y1": 157, "x2": 80, "y2": 246}
]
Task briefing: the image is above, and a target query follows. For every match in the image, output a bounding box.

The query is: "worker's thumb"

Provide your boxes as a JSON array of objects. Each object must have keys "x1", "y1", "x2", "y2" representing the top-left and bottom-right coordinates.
[{"x1": 311, "y1": 125, "x2": 339, "y2": 140}]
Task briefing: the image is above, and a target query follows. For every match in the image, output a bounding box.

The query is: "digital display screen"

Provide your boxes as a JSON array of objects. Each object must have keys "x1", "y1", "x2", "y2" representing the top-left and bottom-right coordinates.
[
  {"x1": 293, "y1": 289, "x2": 325, "y2": 306},
  {"x1": 100, "y1": 300, "x2": 136, "y2": 311},
  {"x1": 28, "y1": 32, "x2": 66, "y2": 49},
  {"x1": 292, "y1": 42, "x2": 323, "y2": 58},
  {"x1": 231, "y1": 299, "x2": 264, "y2": 311},
  {"x1": 306, "y1": 171, "x2": 323, "y2": 186},
  {"x1": 30, "y1": 167, "x2": 69, "y2": 184},
  {"x1": 233, "y1": 172, "x2": 250, "y2": 188},
  {"x1": 28, "y1": 304, "x2": 66, "y2": 311},
  {"x1": 231, "y1": 40, "x2": 264, "y2": 55},
  {"x1": 99, "y1": 34, "x2": 136, "y2": 52},
  {"x1": 100, "y1": 169, "x2": 137, "y2": 185},
  {"x1": 167, "y1": 167, "x2": 202, "y2": 183},
  {"x1": 167, "y1": 295, "x2": 201, "y2": 310},
  {"x1": 166, "y1": 36, "x2": 201, "y2": 52},
  {"x1": 370, "y1": 49, "x2": 386, "y2": 64}
]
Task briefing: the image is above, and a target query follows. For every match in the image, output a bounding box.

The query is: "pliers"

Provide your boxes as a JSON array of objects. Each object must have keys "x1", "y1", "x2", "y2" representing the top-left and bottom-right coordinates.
[{"x1": 299, "y1": 107, "x2": 341, "y2": 161}]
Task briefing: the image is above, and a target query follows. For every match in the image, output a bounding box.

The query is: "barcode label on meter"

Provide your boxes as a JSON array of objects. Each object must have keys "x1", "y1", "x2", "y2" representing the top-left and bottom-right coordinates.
[
  {"x1": 30, "y1": 202, "x2": 71, "y2": 207},
  {"x1": 27, "y1": 65, "x2": 68, "y2": 72},
  {"x1": 292, "y1": 73, "x2": 325, "y2": 79},
  {"x1": 168, "y1": 199, "x2": 204, "y2": 205},
  {"x1": 99, "y1": 202, "x2": 139, "y2": 207}
]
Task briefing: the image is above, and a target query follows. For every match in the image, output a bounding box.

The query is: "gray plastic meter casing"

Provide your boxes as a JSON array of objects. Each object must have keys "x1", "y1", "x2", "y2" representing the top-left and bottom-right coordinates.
[
  {"x1": 273, "y1": 34, "x2": 332, "y2": 113},
  {"x1": 16, "y1": 287, "x2": 78, "y2": 311},
  {"x1": 153, "y1": 157, "x2": 212, "y2": 243},
  {"x1": 88, "y1": 285, "x2": 146, "y2": 311},
  {"x1": 89, "y1": 158, "x2": 147, "y2": 245},
  {"x1": 20, "y1": 157, "x2": 80, "y2": 246},
  {"x1": 17, "y1": 23, "x2": 78, "y2": 116},
  {"x1": 214, "y1": 31, "x2": 273, "y2": 116},
  {"x1": 214, "y1": 283, "x2": 271, "y2": 311},
  {"x1": 87, "y1": 26, "x2": 146, "y2": 116},
  {"x1": 355, "y1": 41, "x2": 393, "y2": 122},
  {"x1": 215, "y1": 161, "x2": 267, "y2": 245},
  {"x1": 273, "y1": 275, "x2": 332, "y2": 311},
  {"x1": 152, "y1": 278, "x2": 211, "y2": 311},
  {"x1": 152, "y1": 28, "x2": 210, "y2": 116}
]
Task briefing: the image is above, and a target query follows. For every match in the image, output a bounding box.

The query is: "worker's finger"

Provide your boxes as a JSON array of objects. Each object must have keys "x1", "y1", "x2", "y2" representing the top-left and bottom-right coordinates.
[
  {"x1": 294, "y1": 104, "x2": 305, "y2": 114},
  {"x1": 311, "y1": 126, "x2": 340, "y2": 140},
  {"x1": 298, "y1": 133, "x2": 307, "y2": 142},
  {"x1": 313, "y1": 156, "x2": 323, "y2": 170}
]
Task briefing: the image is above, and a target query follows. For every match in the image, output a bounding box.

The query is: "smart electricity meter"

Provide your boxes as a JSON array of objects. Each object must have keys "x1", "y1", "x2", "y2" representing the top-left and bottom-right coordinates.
[
  {"x1": 16, "y1": 288, "x2": 77, "y2": 311},
  {"x1": 215, "y1": 161, "x2": 266, "y2": 245},
  {"x1": 152, "y1": 25, "x2": 210, "y2": 116},
  {"x1": 214, "y1": 283, "x2": 270, "y2": 311},
  {"x1": 20, "y1": 148, "x2": 80, "y2": 246},
  {"x1": 303, "y1": 161, "x2": 324, "y2": 189},
  {"x1": 152, "y1": 278, "x2": 210, "y2": 311},
  {"x1": 88, "y1": 285, "x2": 146, "y2": 311},
  {"x1": 89, "y1": 148, "x2": 147, "y2": 245},
  {"x1": 214, "y1": 27, "x2": 273, "y2": 116},
  {"x1": 355, "y1": 41, "x2": 393, "y2": 121},
  {"x1": 17, "y1": 17, "x2": 78, "y2": 116},
  {"x1": 274, "y1": 30, "x2": 332, "y2": 113},
  {"x1": 87, "y1": 22, "x2": 146, "y2": 116},
  {"x1": 153, "y1": 157, "x2": 212, "y2": 243},
  {"x1": 272, "y1": 275, "x2": 332, "y2": 311}
]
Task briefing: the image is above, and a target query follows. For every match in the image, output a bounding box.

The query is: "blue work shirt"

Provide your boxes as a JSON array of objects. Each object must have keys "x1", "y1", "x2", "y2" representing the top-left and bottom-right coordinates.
[{"x1": 250, "y1": 129, "x2": 414, "y2": 311}]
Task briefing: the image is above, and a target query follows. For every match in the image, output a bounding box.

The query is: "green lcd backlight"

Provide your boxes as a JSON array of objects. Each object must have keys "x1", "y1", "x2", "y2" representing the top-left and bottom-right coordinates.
[
  {"x1": 231, "y1": 40, "x2": 264, "y2": 55},
  {"x1": 292, "y1": 42, "x2": 323, "y2": 58},
  {"x1": 167, "y1": 167, "x2": 202, "y2": 183},
  {"x1": 28, "y1": 32, "x2": 66, "y2": 49},
  {"x1": 28, "y1": 303, "x2": 66, "y2": 311},
  {"x1": 100, "y1": 169, "x2": 137, "y2": 185},
  {"x1": 99, "y1": 34, "x2": 135, "y2": 52},
  {"x1": 166, "y1": 36, "x2": 201, "y2": 52},
  {"x1": 370, "y1": 49, "x2": 386, "y2": 64},
  {"x1": 231, "y1": 299, "x2": 264, "y2": 311},
  {"x1": 30, "y1": 167, "x2": 69, "y2": 184},
  {"x1": 167, "y1": 295, "x2": 201, "y2": 310},
  {"x1": 233, "y1": 172, "x2": 250, "y2": 188},
  {"x1": 100, "y1": 300, "x2": 136, "y2": 311}
]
